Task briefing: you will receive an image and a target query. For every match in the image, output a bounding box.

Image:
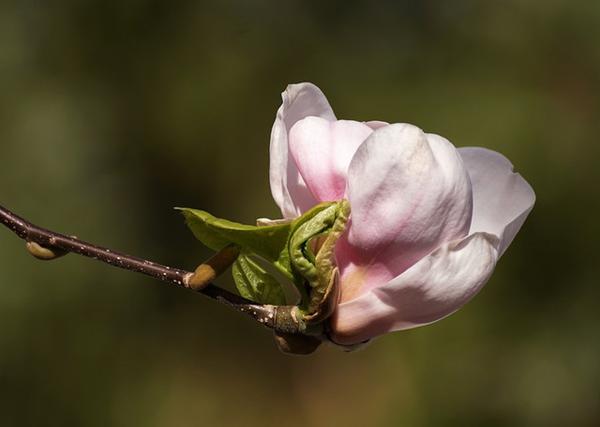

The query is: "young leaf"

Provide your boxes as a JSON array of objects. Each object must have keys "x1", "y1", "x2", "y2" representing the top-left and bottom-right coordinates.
[
  {"x1": 232, "y1": 254, "x2": 286, "y2": 305},
  {"x1": 177, "y1": 208, "x2": 291, "y2": 264},
  {"x1": 177, "y1": 202, "x2": 339, "y2": 282},
  {"x1": 288, "y1": 203, "x2": 339, "y2": 285}
]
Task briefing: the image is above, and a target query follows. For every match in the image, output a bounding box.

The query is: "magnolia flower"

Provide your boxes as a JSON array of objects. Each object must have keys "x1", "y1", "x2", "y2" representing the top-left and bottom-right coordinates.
[{"x1": 270, "y1": 82, "x2": 535, "y2": 346}]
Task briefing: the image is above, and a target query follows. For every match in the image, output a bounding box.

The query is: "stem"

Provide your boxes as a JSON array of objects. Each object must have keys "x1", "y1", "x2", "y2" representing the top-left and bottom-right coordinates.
[{"x1": 0, "y1": 203, "x2": 280, "y2": 329}]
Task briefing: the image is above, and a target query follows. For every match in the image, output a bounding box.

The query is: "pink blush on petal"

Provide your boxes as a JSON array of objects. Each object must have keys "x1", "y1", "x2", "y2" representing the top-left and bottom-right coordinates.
[
  {"x1": 335, "y1": 231, "x2": 398, "y2": 303},
  {"x1": 289, "y1": 117, "x2": 373, "y2": 202}
]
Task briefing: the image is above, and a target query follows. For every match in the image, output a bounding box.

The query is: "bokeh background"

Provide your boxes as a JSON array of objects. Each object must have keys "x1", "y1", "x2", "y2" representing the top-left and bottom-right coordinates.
[{"x1": 1, "y1": 1, "x2": 599, "y2": 425}]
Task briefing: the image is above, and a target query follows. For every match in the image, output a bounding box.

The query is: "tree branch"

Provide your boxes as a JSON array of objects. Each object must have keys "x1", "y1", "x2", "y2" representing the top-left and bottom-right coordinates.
[{"x1": 0, "y1": 203, "x2": 280, "y2": 329}]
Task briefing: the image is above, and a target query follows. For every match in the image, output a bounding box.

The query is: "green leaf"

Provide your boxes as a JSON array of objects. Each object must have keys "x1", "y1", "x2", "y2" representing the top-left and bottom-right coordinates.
[
  {"x1": 177, "y1": 207, "x2": 291, "y2": 267},
  {"x1": 288, "y1": 203, "x2": 339, "y2": 286},
  {"x1": 232, "y1": 254, "x2": 286, "y2": 305},
  {"x1": 177, "y1": 202, "x2": 338, "y2": 280},
  {"x1": 177, "y1": 202, "x2": 345, "y2": 309}
]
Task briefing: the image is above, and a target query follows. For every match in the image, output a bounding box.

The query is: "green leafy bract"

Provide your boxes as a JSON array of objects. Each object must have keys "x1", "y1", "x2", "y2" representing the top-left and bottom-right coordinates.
[
  {"x1": 177, "y1": 201, "x2": 348, "y2": 314},
  {"x1": 232, "y1": 254, "x2": 286, "y2": 305},
  {"x1": 178, "y1": 203, "x2": 336, "y2": 280}
]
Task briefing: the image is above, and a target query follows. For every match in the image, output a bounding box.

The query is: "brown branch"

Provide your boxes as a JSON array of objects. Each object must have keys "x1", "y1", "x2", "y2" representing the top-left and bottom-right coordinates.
[{"x1": 0, "y1": 203, "x2": 282, "y2": 330}]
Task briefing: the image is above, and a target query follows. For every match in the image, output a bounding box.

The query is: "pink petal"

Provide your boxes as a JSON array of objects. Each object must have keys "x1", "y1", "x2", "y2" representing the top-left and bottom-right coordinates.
[
  {"x1": 365, "y1": 120, "x2": 388, "y2": 130},
  {"x1": 337, "y1": 124, "x2": 473, "y2": 301},
  {"x1": 269, "y1": 83, "x2": 336, "y2": 218},
  {"x1": 458, "y1": 147, "x2": 535, "y2": 256},
  {"x1": 331, "y1": 232, "x2": 499, "y2": 345},
  {"x1": 288, "y1": 117, "x2": 373, "y2": 202}
]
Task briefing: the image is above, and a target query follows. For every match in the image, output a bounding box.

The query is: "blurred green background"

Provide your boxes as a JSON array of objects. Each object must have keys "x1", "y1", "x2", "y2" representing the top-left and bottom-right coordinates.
[{"x1": 1, "y1": 1, "x2": 599, "y2": 426}]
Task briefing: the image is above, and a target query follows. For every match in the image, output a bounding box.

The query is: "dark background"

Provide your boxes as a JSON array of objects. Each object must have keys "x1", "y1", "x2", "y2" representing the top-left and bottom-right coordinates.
[{"x1": 1, "y1": 1, "x2": 599, "y2": 425}]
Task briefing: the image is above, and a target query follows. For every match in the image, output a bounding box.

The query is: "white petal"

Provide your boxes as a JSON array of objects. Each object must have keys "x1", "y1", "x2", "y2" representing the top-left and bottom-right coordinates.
[
  {"x1": 331, "y1": 232, "x2": 499, "y2": 345},
  {"x1": 458, "y1": 147, "x2": 535, "y2": 256},
  {"x1": 269, "y1": 83, "x2": 336, "y2": 218},
  {"x1": 339, "y1": 124, "x2": 473, "y2": 299}
]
